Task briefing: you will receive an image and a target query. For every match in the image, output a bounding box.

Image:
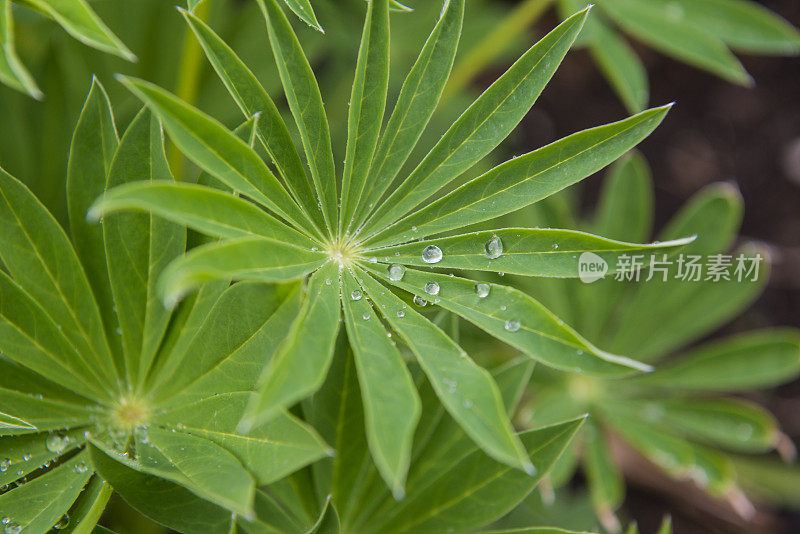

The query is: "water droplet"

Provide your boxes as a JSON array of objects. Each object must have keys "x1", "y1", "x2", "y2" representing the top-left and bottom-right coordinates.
[
  {"x1": 46, "y1": 434, "x2": 70, "y2": 455},
  {"x1": 484, "y1": 235, "x2": 503, "y2": 259},
  {"x1": 21, "y1": 454, "x2": 31, "y2": 462},
  {"x1": 387, "y1": 264, "x2": 406, "y2": 281},
  {"x1": 552, "y1": 243, "x2": 559, "y2": 250},
  {"x1": 53, "y1": 514, "x2": 69, "y2": 530},
  {"x1": 413, "y1": 295, "x2": 428, "y2": 307},
  {"x1": 424, "y1": 281, "x2": 440, "y2": 296},
  {"x1": 463, "y1": 399, "x2": 473, "y2": 408},
  {"x1": 369, "y1": 257, "x2": 378, "y2": 263},
  {"x1": 475, "y1": 283, "x2": 491, "y2": 298},
  {"x1": 411, "y1": 226, "x2": 418, "y2": 232},
  {"x1": 362, "y1": 312, "x2": 371, "y2": 320},
  {"x1": 0, "y1": 459, "x2": 9, "y2": 473},
  {"x1": 396, "y1": 310, "x2": 405, "y2": 318},
  {"x1": 325, "y1": 279, "x2": 332, "y2": 286},
  {"x1": 504, "y1": 320, "x2": 521, "y2": 332},
  {"x1": 351, "y1": 289, "x2": 362, "y2": 301},
  {"x1": 3, "y1": 523, "x2": 20, "y2": 534},
  {"x1": 422, "y1": 245, "x2": 443, "y2": 264},
  {"x1": 73, "y1": 462, "x2": 89, "y2": 474}
]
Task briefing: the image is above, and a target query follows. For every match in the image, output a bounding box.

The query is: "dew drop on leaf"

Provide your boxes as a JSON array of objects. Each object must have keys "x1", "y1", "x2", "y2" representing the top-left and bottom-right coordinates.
[
  {"x1": 424, "y1": 281, "x2": 440, "y2": 296},
  {"x1": 73, "y1": 462, "x2": 89, "y2": 474},
  {"x1": 45, "y1": 433, "x2": 70, "y2": 455},
  {"x1": 475, "y1": 283, "x2": 491, "y2": 298},
  {"x1": 3, "y1": 522, "x2": 20, "y2": 534},
  {"x1": 0, "y1": 459, "x2": 9, "y2": 472},
  {"x1": 413, "y1": 295, "x2": 428, "y2": 307},
  {"x1": 396, "y1": 310, "x2": 405, "y2": 318},
  {"x1": 422, "y1": 245, "x2": 443, "y2": 264},
  {"x1": 484, "y1": 235, "x2": 503, "y2": 259},
  {"x1": 351, "y1": 289, "x2": 362, "y2": 301},
  {"x1": 504, "y1": 319, "x2": 521, "y2": 332},
  {"x1": 363, "y1": 312, "x2": 371, "y2": 320},
  {"x1": 387, "y1": 264, "x2": 406, "y2": 281},
  {"x1": 53, "y1": 514, "x2": 69, "y2": 530}
]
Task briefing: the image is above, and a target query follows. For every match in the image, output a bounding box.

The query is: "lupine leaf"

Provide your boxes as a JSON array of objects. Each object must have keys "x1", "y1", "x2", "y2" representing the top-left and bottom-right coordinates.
[
  {"x1": 340, "y1": 0, "x2": 390, "y2": 236},
  {"x1": 57, "y1": 476, "x2": 112, "y2": 534},
  {"x1": 20, "y1": 0, "x2": 135, "y2": 61},
  {"x1": 583, "y1": 421, "x2": 624, "y2": 518},
  {"x1": 636, "y1": 397, "x2": 778, "y2": 453},
  {"x1": 150, "y1": 281, "x2": 300, "y2": 402},
  {"x1": 0, "y1": 429, "x2": 88, "y2": 486},
  {"x1": 283, "y1": 0, "x2": 322, "y2": 33},
  {"x1": 116, "y1": 75, "x2": 319, "y2": 239},
  {"x1": 635, "y1": 329, "x2": 800, "y2": 391},
  {"x1": 0, "y1": 411, "x2": 35, "y2": 432},
  {"x1": 365, "y1": 105, "x2": 671, "y2": 247},
  {"x1": 588, "y1": 19, "x2": 648, "y2": 113},
  {"x1": 238, "y1": 489, "x2": 307, "y2": 534},
  {"x1": 341, "y1": 268, "x2": 420, "y2": 498},
  {"x1": 244, "y1": 261, "x2": 341, "y2": 427},
  {"x1": 180, "y1": 9, "x2": 322, "y2": 228},
  {"x1": 362, "y1": 418, "x2": 586, "y2": 534},
  {"x1": 257, "y1": 0, "x2": 338, "y2": 235},
  {"x1": 308, "y1": 496, "x2": 340, "y2": 534},
  {"x1": 363, "y1": 265, "x2": 651, "y2": 376},
  {"x1": 354, "y1": 0, "x2": 464, "y2": 231},
  {"x1": 91, "y1": 181, "x2": 311, "y2": 246},
  {"x1": 156, "y1": 237, "x2": 326, "y2": 308},
  {"x1": 357, "y1": 269, "x2": 533, "y2": 474},
  {"x1": 155, "y1": 393, "x2": 331, "y2": 485},
  {"x1": 0, "y1": 387, "x2": 92, "y2": 436},
  {"x1": 0, "y1": 0, "x2": 42, "y2": 98},
  {"x1": 647, "y1": 0, "x2": 800, "y2": 55},
  {"x1": 361, "y1": 8, "x2": 590, "y2": 237},
  {"x1": 0, "y1": 450, "x2": 92, "y2": 533},
  {"x1": 91, "y1": 446, "x2": 234, "y2": 534},
  {"x1": 103, "y1": 109, "x2": 185, "y2": 388},
  {"x1": 600, "y1": 0, "x2": 752, "y2": 85},
  {"x1": 369, "y1": 228, "x2": 693, "y2": 277},
  {"x1": 0, "y1": 170, "x2": 117, "y2": 392},
  {"x1": 481, "y1": 529, "x2": 596, "y2": 534},
  {"x1": 67, "y1": 78, "x2": 119, "y2": 370},
  {"x1": 131, "y1": 426, "x2": 255, "y2": 516},
  {"x1": 0, "y1": 272, "x2": 111, "y2": 401}
]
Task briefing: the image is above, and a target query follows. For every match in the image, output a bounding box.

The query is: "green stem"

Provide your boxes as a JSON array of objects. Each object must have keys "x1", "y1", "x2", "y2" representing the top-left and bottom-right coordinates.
[
  {"x1": 168, "y1": 0, "x2": 212, "y2": 180},
  {"x1": 442, "y1": 0, "x2": 553, "y2": 101}
]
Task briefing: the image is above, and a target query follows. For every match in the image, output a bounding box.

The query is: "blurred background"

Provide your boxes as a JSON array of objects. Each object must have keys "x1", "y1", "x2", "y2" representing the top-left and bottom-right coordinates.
[{"x1": 0, "y1": 0, "x2": 797, "y2": 532}]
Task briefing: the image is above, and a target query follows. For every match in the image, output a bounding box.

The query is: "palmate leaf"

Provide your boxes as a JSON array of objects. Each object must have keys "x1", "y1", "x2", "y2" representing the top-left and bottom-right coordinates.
[
  {"x1": 0, "y1": 79, "x2": 336, "y2": 531},
  {"x1": 96, "y1": 0, "x2": 679, "y2": 504}
]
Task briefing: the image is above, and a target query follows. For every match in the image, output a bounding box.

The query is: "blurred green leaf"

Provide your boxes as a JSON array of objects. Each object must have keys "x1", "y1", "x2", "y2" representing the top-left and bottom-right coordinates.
[{"x1": 0, "y1": 0, "x2": 41, "y2": 98}]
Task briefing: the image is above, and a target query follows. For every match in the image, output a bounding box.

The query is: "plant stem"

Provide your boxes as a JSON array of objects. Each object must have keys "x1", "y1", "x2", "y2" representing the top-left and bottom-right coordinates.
[
  {"x1": 168, "y1": 0, "x2": 212, "y2": 180},
  {"x1": 442, "y1": 0, "x2": 553, "y2": 101}
]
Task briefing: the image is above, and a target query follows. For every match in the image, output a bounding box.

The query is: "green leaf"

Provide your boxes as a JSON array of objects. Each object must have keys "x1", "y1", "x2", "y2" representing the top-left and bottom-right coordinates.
[
  {"x1": 0, "y1": 387, "x2": 92, "y2": 436},
  {"x1": 157, "y1": 237, "x2": 327, "y2": 308},
  {"x1": 155, "y1": 392, "x2": 331, "y2": 485},
  {"x1": 0, "y1": 411, "x2": 35, "y2": 432},
  {"x1": 0, "y1": 429, "x2": 87, "y2": 487},
  {"x1": 369, "y1": 228, "x2": 692, "y2": 277},
  {"x1": 0, "y1": 272, "x2": 111, "y2": 401},
  {"x1": 243, "y1": 261, "x2": 341, "y2": 427},
  {"x1": 600, "y1": 0, "x2": 752, "y2": 85},
  {"x1": 583, "y1": 421, "x2": 624, "y2": 520},
  {"x1": 57, "y1": 476, "x2": 112, "y2": 534},
  {"x1": 20, "y1": 0, "x2": 135, "y2": 60},
  {"x1": 67, "y1": 79, "x2": 119, "y2": 371},
  {"x1": 588, "y1": 18, "x2": 648, "y2": 113},
  {"x1": 130, "y1": 426, "x2": 255, "y2": 516},
  {"x1": 341, "y1": 269, "x2": 420, "y2": 498},
  {"x1": 180, "y1": 9, "x2": 322, "y2": 229},
  {"x1": 308, "y1": 496, "x2": 340, "y2": 534},
  {"x1": 0, "y1": 0, "x2": 42, "y2": 99},
  {"x1": 361, "y1": 8, "x2": 590, "y2": 238},
  {"x1": 646, "y1": 0, "x2": 800, "y2": 55},
  {"x1": 91, "y1": 446, "x2": 234, "y2": 534},
  {"x1": 102, "y1": 109, "x2": 186, "y2": 388},
  {"x1": 635, "y1": 329, "x2": 800, "y2": 391},
  {"x1": 0, "y1": 170, "x2": 117, "y2": 393},
  {"x1": 363, "y1": 265, "x2": 651, "y2": 376},
  {"x1": 732, "y1": 456, "x2": 800, "y2": 508},
  {"x1": 355, "y1": 0, "x2": 464, "y2": 230},
  {"x1": 239, "y1": 489, "x2": 307, "y2": 534},
  {"x1": 357, "y1": 269, "x2": 533, "y2": 474},
  {"x1": 150, "y1": 281, "x2": 300, "y2": 402},
  {"x1": 637, "y1": 397, "x2": 779, "y2": 454},
  {"x1": 257, "y1": 0, "x2": 338, "y2": 235},
  {"x1": 366, "y1": 105, "x2": 671, "y2": 247},
  {"x1": 91, "y1": 181, "x2": 311, "y2": 246},
  {"x1": 0, "y1": 450, "x2": 92, "y2": 533},
  {"x1": 340, "y1": 0, "x2": 390, "y2": 236},
  {"x1": 283, "y1": 0, "x2": 323, "y2": 33},
  {"x1": 481, "y1": 529, "x2": 596, "y2": 534},
  {"x1": 116, "y1": 75, "x2": 320, "y2": 240},
  {"x1": 363, "y1": 418, "x2": 586, "y2": 534}
]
